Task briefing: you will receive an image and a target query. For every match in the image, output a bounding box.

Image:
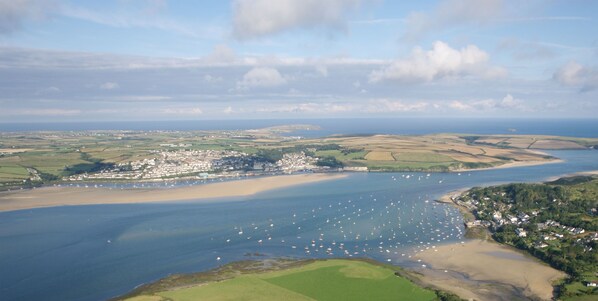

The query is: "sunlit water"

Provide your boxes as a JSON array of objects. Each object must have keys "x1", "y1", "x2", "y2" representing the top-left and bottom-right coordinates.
[{"x1": 1, "y1": 150, "x2": 597, "y2": 301}]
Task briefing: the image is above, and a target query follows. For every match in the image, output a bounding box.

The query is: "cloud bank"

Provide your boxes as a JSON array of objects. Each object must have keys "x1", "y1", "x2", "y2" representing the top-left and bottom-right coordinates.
[
  {"x1": 232, "y1": 0, "x2": 363, "y2": 39},
  {"x1": 0, "y1": 0, "x2": 55, "y2": 34},
  {"x1": 237, "y1": 67, "x2": 287, "y2": 89},
  {"x1": 554, "y1": 61, "x2": 598, "y2": 91},
  {"x1": 369, "y1": 41, "x2": 505, "y2": 83}
]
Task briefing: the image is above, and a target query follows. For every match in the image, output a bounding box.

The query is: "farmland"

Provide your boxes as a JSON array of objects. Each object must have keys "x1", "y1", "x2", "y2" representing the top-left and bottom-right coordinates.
[
  {"x1": 117, "y1": 259, "x2": 441, "y2": 301},
  {"x1": 1, "y1": 127, "x2": 596, "y2": 190}
]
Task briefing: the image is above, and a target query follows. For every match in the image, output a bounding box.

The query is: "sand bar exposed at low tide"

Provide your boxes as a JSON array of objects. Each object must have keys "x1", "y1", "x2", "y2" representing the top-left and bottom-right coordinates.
[
  {"x1": 0, "y1": 173, "x2": 347, "y2": 212},
  {"x1": 413, "y1": 240, "x2": 565, "y2": 301}
]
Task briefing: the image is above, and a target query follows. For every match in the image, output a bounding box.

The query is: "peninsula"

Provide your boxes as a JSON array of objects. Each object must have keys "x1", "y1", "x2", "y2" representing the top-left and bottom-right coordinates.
[{"x1": 416, "y1": 175, "x2": 598, "y2": 300}]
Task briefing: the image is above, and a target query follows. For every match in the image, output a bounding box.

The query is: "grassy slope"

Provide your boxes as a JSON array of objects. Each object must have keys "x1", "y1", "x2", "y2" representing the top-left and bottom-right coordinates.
[{"x1": 127, "y1": 259, "x2": 437, "y2": 301}]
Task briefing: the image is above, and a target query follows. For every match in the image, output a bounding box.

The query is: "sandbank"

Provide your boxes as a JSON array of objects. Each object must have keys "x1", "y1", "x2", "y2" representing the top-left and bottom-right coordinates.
[
  {"x1": 436, "y1": 188, "x2": 471, "y2": 204},
  {"x1": 412, "y1": 240, "x2": 565, "y2": 301},
  {"x1": 0, "y1": 173, "x2": 347, "y2": 212},
  {"x1": 452, "y1": 158, "x2": 563, "y2": 172},
  {"x1": 545, "y1": 169, "x2": 598, "y2": 182}
]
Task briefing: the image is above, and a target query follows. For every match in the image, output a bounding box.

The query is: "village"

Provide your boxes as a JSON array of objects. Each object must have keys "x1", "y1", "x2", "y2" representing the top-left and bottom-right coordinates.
[{"x1": 451, "y1": 190, "x2": 595, "y2": 254}]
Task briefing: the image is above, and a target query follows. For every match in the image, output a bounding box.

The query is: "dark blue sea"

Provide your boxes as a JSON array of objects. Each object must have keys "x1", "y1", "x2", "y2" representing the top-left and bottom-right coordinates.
[
  {"x1": 1, "y1": 118, "x2": 597, "y2": 138},
  {"x1": 1, "y1": 150, "x2": 598, "y2": 301}
]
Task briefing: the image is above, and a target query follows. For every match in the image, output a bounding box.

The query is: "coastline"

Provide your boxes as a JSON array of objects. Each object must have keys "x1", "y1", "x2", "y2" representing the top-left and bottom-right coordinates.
[
  {"x1": 411, "y1": 240, "x2": 565, "y2": 301},
  {"x1": 435, "y1": 188, "x2": 476, "y2": 224},
  {"x1": 417, "y1": 183, "x2": 569, "y2": 300},
  {"x1": 0, "y1": 173, "x2": 347, "y2": 212}
]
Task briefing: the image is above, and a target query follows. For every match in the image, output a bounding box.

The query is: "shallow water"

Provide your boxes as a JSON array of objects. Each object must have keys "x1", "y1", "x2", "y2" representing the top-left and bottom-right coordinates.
[{"x1": 1, "y1": 150, "x2": 597, "y2": 301}]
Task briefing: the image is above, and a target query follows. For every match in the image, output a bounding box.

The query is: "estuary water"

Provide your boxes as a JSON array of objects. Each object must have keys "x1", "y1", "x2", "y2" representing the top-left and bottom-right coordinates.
[{"x1": 1, "y1": 150, "x2": 597, "y2": 301}]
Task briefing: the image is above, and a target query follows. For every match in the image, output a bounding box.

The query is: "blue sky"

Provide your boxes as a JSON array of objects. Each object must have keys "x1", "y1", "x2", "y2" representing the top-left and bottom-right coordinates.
[{"x1": 0, "y1": 0, "x2": 597, "y2": 121}]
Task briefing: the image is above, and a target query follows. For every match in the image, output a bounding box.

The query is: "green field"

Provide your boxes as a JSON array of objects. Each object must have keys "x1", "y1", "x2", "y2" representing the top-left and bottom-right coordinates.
[
  {"x1": 123, "y1": 259, "x2": 438, "y2": 301},
  {"x1": 392, "y1": 152, "x2": 455, "y2": 163},
  {"x1": 314, "y1": 149, "x2": 367, "y2": 161},
  {"x1": 0, "y1": 164, "x2": 29, "y2": 181},
  {"x1": 360, "y1": 160, "x2": 460, "y2": 171}
]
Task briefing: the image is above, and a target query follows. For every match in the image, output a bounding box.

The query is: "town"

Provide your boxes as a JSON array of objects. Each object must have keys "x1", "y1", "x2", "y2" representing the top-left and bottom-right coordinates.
[{"x1": 65, "y1": 149, "x2": 323, "y2": 181}]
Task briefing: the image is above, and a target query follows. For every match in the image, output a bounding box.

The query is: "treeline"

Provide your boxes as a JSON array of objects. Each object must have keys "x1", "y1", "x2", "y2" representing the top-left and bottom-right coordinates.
[
  {"x1": 64, "y1": 152, "x2": 115, "y2": 176},
  {"x1": 253, "y1": 144, "x2": 347, "y2": 168},
  {"x1": 64, "y1": 162, "x2": 115, "y2": 175}
]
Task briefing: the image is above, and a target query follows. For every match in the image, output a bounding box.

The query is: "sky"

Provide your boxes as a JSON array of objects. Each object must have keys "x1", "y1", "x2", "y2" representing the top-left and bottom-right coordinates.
[{"x1": 0, "y1": 0, "x2": 597, "y2": 122}]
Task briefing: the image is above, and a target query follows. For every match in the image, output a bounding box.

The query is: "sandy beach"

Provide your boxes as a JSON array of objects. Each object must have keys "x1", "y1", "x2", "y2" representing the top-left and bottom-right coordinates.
[
  {"x1": 413, "y1": 240, "x2": 565, "y2": 301},
  {"x1": 0, "y1": 173, "x2": 347, "y2": 212},
  {"x1": 436, "y1": 187, "x2": 471, "y2": 203}
]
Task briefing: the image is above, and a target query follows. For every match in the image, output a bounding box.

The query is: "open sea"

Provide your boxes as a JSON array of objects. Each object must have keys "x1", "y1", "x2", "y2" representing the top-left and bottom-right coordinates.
[
  {"x1": 1, "y1": 150, "x2": 598, "y2": 301},
  {"x1": 1, "y1": 118, "x2": 598, "y2": 138}
]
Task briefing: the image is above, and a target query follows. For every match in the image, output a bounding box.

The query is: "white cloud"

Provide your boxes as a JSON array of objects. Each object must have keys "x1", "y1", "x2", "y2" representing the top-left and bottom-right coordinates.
[
  {"x1": 256, "y1": 102, "x2": 355, "y2": 114},
  {"x1": 237, "y1": 67, "x2": 287, "y2": 89},
  {"x1": 0, "y1": 0, "x2": 55, "y2": 34},
  {"x1": 405, "y1": 0, "x2": 504, "y2": 39},
  {"x1": 203, "y1": 44, "x2": 236, "y2": 64},
  {"x1": 553, "y1": 61, "x2": 598, "y2": 91},
  {"x1": 232, "y1": 0, "x2": 363, "y2": 40},
  {"x1": 98, "y1": 95, "x2": 172, "y2": 102},
  {"x1": 0, "y1": 46, "x2": 386, "y2": 70},
  {"x1": 366, "y1": 99, "x2": 429, "y2": 112},
  {"x1": 449, "y1": 101, "x2": 471, "y2": 111},
  {"x1": 162, "y1": 107, "x2": 203, "y2": 115},
  {"x1": 499, "y1": 94, "x2": 520, "y2": 109},
  {"x1": 369, "y1": 41, "x2": 505, "y2": 83},
  {"x1": 100, "y1": 82, "x2": 119, "y2": 90},
  {"x1": 449, "y1": 94, "x2": 527, "y2": 111},
  {"x1": 254, "y1": 99, "x2": 432, "y2": 114},
  {"x1": 223, "y1": 106, "x2": 234, "y2": 114}
]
